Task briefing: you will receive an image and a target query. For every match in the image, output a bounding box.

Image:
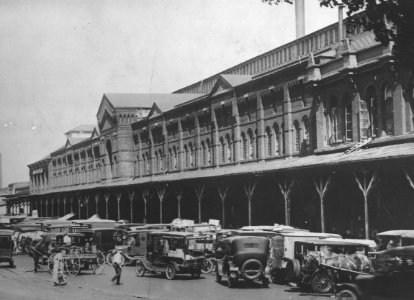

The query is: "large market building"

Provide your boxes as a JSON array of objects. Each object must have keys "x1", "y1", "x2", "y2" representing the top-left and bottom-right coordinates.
[{"x1": 6, "y1": 7, "x2": 414, "y2": 239}]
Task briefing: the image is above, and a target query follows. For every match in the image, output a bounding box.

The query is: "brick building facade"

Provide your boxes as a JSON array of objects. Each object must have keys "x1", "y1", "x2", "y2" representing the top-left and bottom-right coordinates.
[{"x1": 8, "y1": 18, "x2": 414, "y2": 239}]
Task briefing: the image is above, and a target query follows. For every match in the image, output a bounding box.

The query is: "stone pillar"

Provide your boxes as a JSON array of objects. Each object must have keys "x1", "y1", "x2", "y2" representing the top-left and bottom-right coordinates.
[
  {"x1": 256, "y1": 92, "x2": 265, "y2": 161},
  {"x1": 195, "y1": 113, "x2": 201, "y2": 169},
  {"x1": 283, "y1": 85, "x2": 293, "y2": 156},
  {"x1": 232, "y1": 98, "x2": 241, "y2": 164},
  {"x1": 178, "y1": 119, "x2": 184, "y2": 171},
  {"x1": 211, "y1": 107, "x2": 219, "y2": 167},
  {"x1": 393, "y1": 83, "x2": 406, "y2": 135}
]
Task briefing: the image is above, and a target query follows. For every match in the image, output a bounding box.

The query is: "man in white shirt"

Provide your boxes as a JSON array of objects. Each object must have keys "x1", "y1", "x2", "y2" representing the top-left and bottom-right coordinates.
[{"x1": 111, "y1": 251, "x2": 123, "y2": 285}]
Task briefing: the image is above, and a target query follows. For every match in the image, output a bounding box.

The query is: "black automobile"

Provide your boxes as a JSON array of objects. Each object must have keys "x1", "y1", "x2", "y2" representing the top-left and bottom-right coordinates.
[
  {"x1": 215, "y1": 236, "x2": 271, "y2": 288},
  {"x1": 0, "y1": 230, "x2": 15, "y2": 268},
  {"x1": 337, "y1": 245, "x2": 414, "y2": 299}
]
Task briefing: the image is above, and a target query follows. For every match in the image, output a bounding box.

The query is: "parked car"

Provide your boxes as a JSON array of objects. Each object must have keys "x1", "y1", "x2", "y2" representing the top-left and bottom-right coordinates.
[
  {"x1": 215, "y1": 235, "x2": 271, "y2": 288},
  {"x1": 0, "y1": 230, "x2": 15, "y2": 268},
  {"x1": 292, "y1": 239, "x2": 371, "y2": 293},
  {"x1": 135, "y1": 231, "x2": 204, "y2": 280},
  {"x1": 269, "y1": 231, "x2": 341, "y2": 284},
  {"x1": 376, "y1": 230, "x2": 414, "y2": 251},
  {"x1": 337, "y1": 245, "x2": 414, "y2": 299}
]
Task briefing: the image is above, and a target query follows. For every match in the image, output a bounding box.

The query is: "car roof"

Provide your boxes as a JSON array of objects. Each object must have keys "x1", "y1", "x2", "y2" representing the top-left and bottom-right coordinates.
[
  {"x1": 297, "y1": 240, "x2": 368, "y2": 247},
  {"x1": 377, "y1": 230, "x2": 414, "y2": 238},
  {"x1": 276, "y1": 231, "x2": 341, "y2": 238},
  {"x1": 149, "y1": 231, "x2": 194, "y2": 238},
  {"x1": 0, "y1": 229, "x2": 13, "y2": 236},
  {"x1": 375, "y1": 245, "x2": 414, "y2": 256},
  {"x1": 224, "y1": 235, "x2": 268, "y2": 242}
]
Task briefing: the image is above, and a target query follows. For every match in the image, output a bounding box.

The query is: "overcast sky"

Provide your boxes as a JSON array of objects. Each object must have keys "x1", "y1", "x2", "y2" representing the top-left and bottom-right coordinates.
[{"x1": 0, "y1": 0, "x2": 338, "y2": 186}]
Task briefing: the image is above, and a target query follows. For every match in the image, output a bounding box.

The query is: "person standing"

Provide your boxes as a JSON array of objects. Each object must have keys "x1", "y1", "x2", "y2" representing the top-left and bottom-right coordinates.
[
  {"x1": 53, "y1": 250, "x2": 67, "y2": 286},
  {"x1": 111, "y1": 251, "x2": 123, "y2": 285}
]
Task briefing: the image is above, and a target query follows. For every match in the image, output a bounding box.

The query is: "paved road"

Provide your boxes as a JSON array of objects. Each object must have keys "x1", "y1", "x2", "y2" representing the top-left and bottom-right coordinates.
[{"x1": 0, "y1": 254, "x2": 334, "y2": 300}]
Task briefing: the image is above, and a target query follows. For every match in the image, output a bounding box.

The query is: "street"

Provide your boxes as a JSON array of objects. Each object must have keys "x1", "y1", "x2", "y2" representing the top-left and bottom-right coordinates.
[{"x1": 0, "y1": 254, "x2": 333, "y2": 300}]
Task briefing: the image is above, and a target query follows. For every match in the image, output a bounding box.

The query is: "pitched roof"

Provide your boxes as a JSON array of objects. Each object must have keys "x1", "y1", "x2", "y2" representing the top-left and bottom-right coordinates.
[
  {"x1": 104, "y1": 93, "x2": 204, "y2": 112},
  {"x1": 66, "y1": 124, "x2": 95, "y2": 133},
  {"x1": 220, "y1": 74, "x2": 252, "y2": 87}
]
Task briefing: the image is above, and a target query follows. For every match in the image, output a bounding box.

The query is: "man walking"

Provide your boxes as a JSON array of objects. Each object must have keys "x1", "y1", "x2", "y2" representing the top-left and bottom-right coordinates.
[{"x1": 111, "y1": 251, "x2": 123, "y2": 285}]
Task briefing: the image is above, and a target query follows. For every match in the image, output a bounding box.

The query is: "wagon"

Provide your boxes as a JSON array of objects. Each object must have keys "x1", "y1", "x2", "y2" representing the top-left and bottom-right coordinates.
[
  {"x1": 47, "y1": 232, "x2": 105, "y2": 276},
  {"x1": 292, "y1": 240, "x2": 371, "y2": 293}
]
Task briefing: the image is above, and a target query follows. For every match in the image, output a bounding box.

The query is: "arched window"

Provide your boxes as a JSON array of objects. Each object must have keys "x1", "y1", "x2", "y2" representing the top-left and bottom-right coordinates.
[
  {"x1": 225, "y1": 134, "x2": 232, "y2": 162},
  {"x1": 184, "y1": 145, "x2": 189, "y2": 168},
  {"x1": 281, "y1": 123, "x2": 285, "y2": 155},
  {"x1": 241, "y1": 133, "x2": 247, "y2": 161},
  {"x1": 328, "y1": 97, "x2": 340, "y2": 144},
  {"x1": 106, "y1": 140, "x2": 113, "y2": 169},
  {"x1": 293, "y1": 120, "x2": 300, "y2": 152},
  {"x1": 383, "y1": 84, "x2": 394, "y2": 136},
  {"x1": 248, "y1": 129, "x2": 254, "y2": 160},
  {"x1": 201, "y1": 141, "x2": 206, "y2": 166},
  {"x1": 168, "y1": 148, "x2": 173, "y2": 170},
  {"x1": 302, "y1": 116, "x2": 310, "y2": 151},
  {"x1": 206, "y1": 139, "x2": 211, "y2": 166},
  {"x1": 155, "y1": 151, "x2": 159, "y2": 172},
  {"x1": 273, "y1": 123, "x2": 280, "y2": 156},
  {"x1": 343, "y1": 93, "x2": 353, "y2": 141},
  {"x1": 173, "y1": 146, "x2": 178, "y2": 169},
  {"x1": 366, "y1": 86, "x2": 378, "y2": 137},
  {"x1": 189, "y1": 143, "x2": 194, "y2": 167},
  {"x1": 158, "y1": 149, "x2": 163, "y2": 171},
  {"x1": 219, "y1": 137, "x2": 225, "y2": 163},
  {"x1": 265, "y1": 127, "x2": 272, "y2": 157}
]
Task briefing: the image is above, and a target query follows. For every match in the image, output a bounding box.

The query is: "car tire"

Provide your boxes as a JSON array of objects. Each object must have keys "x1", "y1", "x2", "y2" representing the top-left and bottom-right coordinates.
[
  {"x1": 337, "y1": 289, "x2": 360, "y2": 300},
  {"x1": 135, "y1": 262, "x2": 146, "y2": 277},
  {"x1": 311, "y1": 271, "x2": 333, "y2": 293},
  {"x1": 241, "y1": 259, "x2": 263, "y2": 281},
  {"x1": 165, "y1": 264, "x2": 176, "y2": 280},
  {"x1": 284, "y1": 259, "x2": 301, "y2": 282}
]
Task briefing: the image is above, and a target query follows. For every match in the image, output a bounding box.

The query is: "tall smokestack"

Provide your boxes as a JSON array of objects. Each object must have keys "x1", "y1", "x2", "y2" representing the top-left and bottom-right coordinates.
[
  {"x1": 295, "y1": 0, "x2": 305, "y2": 38},
  {"x1": 0, "y1": 153, "x2": 2, "y2": 188}
]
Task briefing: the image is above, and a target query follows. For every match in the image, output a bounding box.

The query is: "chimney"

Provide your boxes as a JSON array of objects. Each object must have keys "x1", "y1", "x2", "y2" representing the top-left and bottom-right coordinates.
[
  {"x1": 295, "y1": 0, "x2": 305, "y2": 38},
  {"x1": 338, "y1": 4, "x2": 345, "y2": 41}
]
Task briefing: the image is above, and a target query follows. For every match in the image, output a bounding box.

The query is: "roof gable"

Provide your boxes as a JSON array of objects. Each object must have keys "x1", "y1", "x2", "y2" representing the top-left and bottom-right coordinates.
[
  {"x1": 98, "y1": 110, "x2": 117, "y2": 131},
  {"x1": 147, "y1": 103, "x2": 163, "y2": 118},
  {"x1": 91, "y1": 127, "x2": 99, "y2": 139},
  {"x1": 209, "y1": 74, "x2": 252, "y2": 97}
]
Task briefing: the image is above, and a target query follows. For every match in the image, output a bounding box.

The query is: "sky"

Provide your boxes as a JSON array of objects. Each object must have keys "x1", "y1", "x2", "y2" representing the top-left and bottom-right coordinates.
[{"x1": 0, "y1": 0, "x2": 339, "y2": 187}]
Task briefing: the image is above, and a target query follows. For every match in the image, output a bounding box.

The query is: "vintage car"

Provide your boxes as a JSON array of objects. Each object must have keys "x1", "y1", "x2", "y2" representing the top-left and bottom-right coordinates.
[
  {"x1": 0, "y1": 230, "x2": 15, "y2": 268},
  {"x1": 269, "y1": 231, "x2": 341, "y2": 284},
  {"x1": 215, "y1": 235, "x2": 271, "y2": 288},
  {"x1": 290, "y1": 240, "x2": 371, "y2": 293},
  {"x1": 135, "y1": 231, "x2": 204, "y2": 280},
  {"x1": 74, "y1": 227, "x2": 118, "y2": 254},
  {"x1": 376, "y1": 230, "x2": 414, "y2": 251},
  {"x1": 337, "y1": 245, "x2": 414, "y2": 299}
]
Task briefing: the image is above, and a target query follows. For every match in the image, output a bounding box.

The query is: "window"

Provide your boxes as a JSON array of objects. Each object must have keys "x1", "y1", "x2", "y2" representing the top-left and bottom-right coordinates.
[
  {"x1": 201, "y1": 141, "x2": 206, "y2": 166},
  {"x1": 294, "y1": 120, "x2": 301, "y2": 152},
  {"x1": 241, "y1": 133, "x2": 247, "y2": 161},
  {"x1": 383, "y1": 84, "x2": 394, "y2": 136},
  {"x1": 184, "y1": 145, "x2": 189, "y2": 168},
  {"x1": 206, "y1": 139, "x2": 211, "y2": 166},
  {"x1": 158, "y1": 149, "x2": 163, "y2": 171},
  {"x1": 248, "y1": 129, "x2": 254, "y2": 160},
  {"x1": 328, "y1": 97, "x2": 341, "y2": 144},
  {"x1": 173, "y1": 146, "x2": 178, "y2": 170},
  {"x1": 344, "y1": 94, "x2": 353, "y2": 141},
  {"x1": 302, "y1": 116, "x2": 310, "y2": 151},
  {"x1": 225, "y1": 134, "x2": 232, "y2": 162},
  {"x1": 266, "y1": 127, "x2": 272, "y2": 157},
  {"x1": 366, "y1": 86, "x2": 379, "y2": 137},
  {"x1": 273, "y1": 123, "x2": 280, "y2": 156},
  {"x1": 189, "y1": 143, "x2": 194, "y2": 167},
  {"x1": 220, "y1": 137, "x2": 225, "y2": 164}
]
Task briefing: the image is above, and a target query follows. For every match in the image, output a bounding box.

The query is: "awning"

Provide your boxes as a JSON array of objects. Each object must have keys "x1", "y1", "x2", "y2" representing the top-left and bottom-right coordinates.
[{"x1": 57, "y1": 213, "x2": 75, "y2": 221}]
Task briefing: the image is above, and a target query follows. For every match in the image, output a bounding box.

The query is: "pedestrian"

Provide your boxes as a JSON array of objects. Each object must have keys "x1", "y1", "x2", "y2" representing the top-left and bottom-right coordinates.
[
  {"x1": 111, "y1": 251, "x2": 123, "y2": 285},
  {"x1": 53, "y1": 250, "x2": 67, "y2": 286}
]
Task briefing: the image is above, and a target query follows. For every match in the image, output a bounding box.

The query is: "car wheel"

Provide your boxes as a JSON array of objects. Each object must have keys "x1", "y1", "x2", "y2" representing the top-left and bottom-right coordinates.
[
  {"x1": 165, "y1": 264, "x2": 176, "y2": 280},
  {"x1": 271, "y1": 269, "x2": 286, "y2": 284},
  {"x1": 311, "y1": 272, "x2": 333, "y2": 293},
  {"x1": 241, "y1": 259, "x2": 263, "y2": 281},
  {"x1": 337, "y1": 289, "x2": 360, "y2": 300},
  {"x1": 201, "y1": 258, "x2": 214, "y2": 274},
  {"x1": 135, "y1": 262, "x2": 146, "y2": 277}
]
